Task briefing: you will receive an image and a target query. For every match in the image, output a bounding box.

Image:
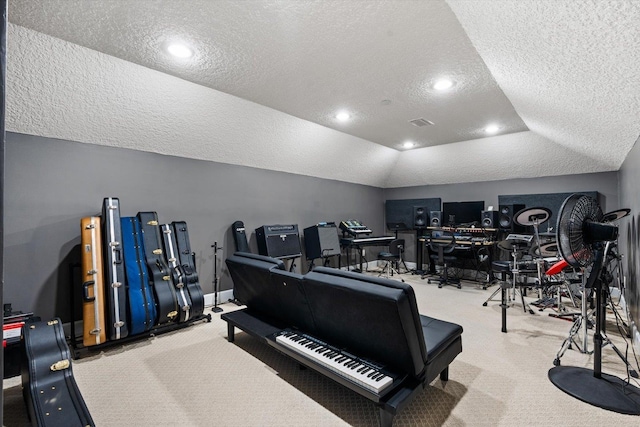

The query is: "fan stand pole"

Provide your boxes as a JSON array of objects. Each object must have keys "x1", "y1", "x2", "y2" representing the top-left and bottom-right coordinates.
[{"x1": 549, "y1": 244, "x2": 640, "y2": 415}]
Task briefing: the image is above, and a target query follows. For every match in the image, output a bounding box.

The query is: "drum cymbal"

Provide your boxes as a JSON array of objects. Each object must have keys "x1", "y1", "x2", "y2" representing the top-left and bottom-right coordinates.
[
  {"x1": 602, "y1": 208, "x2": 631, "y2": 223},
  {"x1": 530, "y1": 241, "x2": 559, "y2": 257},
  {"x1": 498, "y1": 239, "x2": 530, "y2": 252},
  {"x1": 539, "y1": 231, "x2": 556, "y2": 237},
  {"x1": 514, "y1": 207, "x2": 552, "y2": 226}
]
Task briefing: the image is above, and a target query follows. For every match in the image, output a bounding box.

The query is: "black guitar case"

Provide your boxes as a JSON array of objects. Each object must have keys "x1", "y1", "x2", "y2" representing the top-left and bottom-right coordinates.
[
  {"x1": 137, "y1": 212, "x2": 179, "y2": 325},
  {"x1": 101, "y1": 197, "x2": 129, "y2": 340},
  {"x1": 232, "y1": 220, "x2": 250, "y2": 252},
  {"x1": 172, "y1": 221, "x2": 205, "y2": 318},
  {"x1": 21, "y1": 318, "x2": 95, "y2": 427},
  {"x1": 160, "y1": 224, "x2": 193, "y2": 322}
]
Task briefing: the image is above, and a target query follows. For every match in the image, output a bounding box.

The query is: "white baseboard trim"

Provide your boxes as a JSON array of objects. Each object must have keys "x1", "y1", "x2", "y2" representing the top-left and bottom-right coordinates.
[{"x1": 205, "y1": 289, "x2": 235, "y2": 307}]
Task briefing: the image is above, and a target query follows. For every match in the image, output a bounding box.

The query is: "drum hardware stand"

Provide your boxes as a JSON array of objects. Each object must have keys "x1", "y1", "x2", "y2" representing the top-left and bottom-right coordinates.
[
  {"x1": 211, "y1": 242, "x2": 223, "y2": 313},
  {"x1": 551, "y1": 270, "x2": 596, "y2": 364},
  {"x1": 508, "y1": 246, "x2": 535, "y2": 315},
  {"x1": 482, "y1": 241, "x2": 533, "y2": 314}
]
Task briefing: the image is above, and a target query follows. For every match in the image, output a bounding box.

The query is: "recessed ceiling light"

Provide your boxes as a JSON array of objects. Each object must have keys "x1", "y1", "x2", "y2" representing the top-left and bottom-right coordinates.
[
  {"x1": 335, "y1": 112, "x2": 351, "y2": 122},
  {"x1": 433, "y1": 78, "x2": 454, "y2": 91},
  {"x1": 403, "y1": 141, "x2": 415, "y2": 149},
  {"x1": 485, "y1": 124, "x2": 500, "y2": 134},
  {"x1": 167, "y1": 43, "x2": 193, "y2": 58}
]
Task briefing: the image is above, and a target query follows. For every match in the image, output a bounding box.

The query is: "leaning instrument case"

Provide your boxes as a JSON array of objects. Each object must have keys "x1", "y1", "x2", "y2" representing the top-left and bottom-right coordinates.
[
  {"x1": 161, "y1": 224, "x2": 193, "y2": 322},
  {"x1": 172, "y1": 221, "x2": 205, "y2": 318},
  {"x1": 80, "y1": 216, "x2": 107, "y2": 347},
  {"x1": 101, "y1": 197, "x2": 129, "y2": 341},
  {"x1": 121, "y1": 216, "x2": 157, "y2": 335},
  {"x1": 21, "y1": 318, "x2": 95, "y2": 427},
  {"x1": 137, "y1": 212, "x2": 179, "y2": 325}
]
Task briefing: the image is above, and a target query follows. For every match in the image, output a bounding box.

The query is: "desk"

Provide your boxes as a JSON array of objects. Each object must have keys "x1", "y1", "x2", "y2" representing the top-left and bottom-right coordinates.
[{"x1": 419, "y1": 237, "x2": 496, "y2": 285}]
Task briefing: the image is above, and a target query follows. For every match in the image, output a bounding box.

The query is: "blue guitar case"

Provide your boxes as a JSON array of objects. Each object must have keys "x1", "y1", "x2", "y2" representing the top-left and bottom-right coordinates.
[
  {"x1": 21, "y1": 318, "x2": 95, "y2": 427},
  {"x1": 121, "y1": 217, "x2": 157, "y2": 335},
  {"x1": 101, "y1": 197, "x2": 129, "y2": 341},
  {"x1": 172, "y1": 221, "x2": 205, "y2": 318},
  {"x1": 161, "y1": 224, "x2": 193, "y2": 322},
  {"x1": 137, "y1": 212, "x2": 179, "y2": 325}
]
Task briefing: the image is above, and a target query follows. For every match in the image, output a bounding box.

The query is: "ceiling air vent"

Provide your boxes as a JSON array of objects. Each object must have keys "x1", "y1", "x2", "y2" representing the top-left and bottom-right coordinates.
[{"x1": 408, "y1": 118, "x2": 434, "y2": 127}]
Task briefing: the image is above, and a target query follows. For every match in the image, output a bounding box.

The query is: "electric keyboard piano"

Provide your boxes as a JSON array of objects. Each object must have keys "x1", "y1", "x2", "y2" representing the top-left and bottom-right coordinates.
[
  {"x1": 269, "y1": 330, "x2": 403, "y2": 399},
  {"x1": 340, "y1": 236, "x2": 395, "y2": 272}
]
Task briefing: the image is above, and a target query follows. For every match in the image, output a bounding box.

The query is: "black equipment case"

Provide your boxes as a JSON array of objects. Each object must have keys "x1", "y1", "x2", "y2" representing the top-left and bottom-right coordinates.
[
  {"x1": 172, "y1": 221, "x2": 205, "y2": 318},
  {"x1": 21, "y1": 318, "x2": 95, "y2": 427},
  {"x1": 137, "y1": 212, "x2": 179, "y2": 326}
]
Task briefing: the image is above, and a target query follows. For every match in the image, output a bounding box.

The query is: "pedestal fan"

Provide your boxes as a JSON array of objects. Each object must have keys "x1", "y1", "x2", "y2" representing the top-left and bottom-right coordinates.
[{"x1": 548, "y1": 194, "x2": 640, "y2": 414}]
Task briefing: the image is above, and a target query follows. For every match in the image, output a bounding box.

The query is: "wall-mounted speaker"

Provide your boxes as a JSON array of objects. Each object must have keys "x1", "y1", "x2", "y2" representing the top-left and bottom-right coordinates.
[
  {"x1": 413, "y1": 206, "x2": 427, "y2": 228},
  {"x1": 498, "y1": 204, "x2": 526, "y2": 232},
  {"x1": 480, "y1": 211, "x2": 499, "y2": 228},
  {"x1": 232, "y1": 220, "x2": 250, "y2": 252},
  {"x1": 429, "y1": 211, "x2": 442, "y2": 227}
]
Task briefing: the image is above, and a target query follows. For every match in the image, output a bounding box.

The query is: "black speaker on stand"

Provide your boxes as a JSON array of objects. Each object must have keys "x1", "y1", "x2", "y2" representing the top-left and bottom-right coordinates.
[
  {"x1": 429, "y1": 211, "x2": 442, "y2": 228},
  {"x1": 498, "y1": 204, "x2": 526, "y2": 232},
  {"x1": 413, "y1": 206, "x2": 427, "y2": 229},
  {"x1": 481, "y1": 210, "x2": 499, "y2": 228}
]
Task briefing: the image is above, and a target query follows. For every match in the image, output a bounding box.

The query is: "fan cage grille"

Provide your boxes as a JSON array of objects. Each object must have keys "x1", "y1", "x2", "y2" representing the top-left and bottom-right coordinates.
[{"x1": 557, "y1": 194, "x2": 603, "y2": 268}]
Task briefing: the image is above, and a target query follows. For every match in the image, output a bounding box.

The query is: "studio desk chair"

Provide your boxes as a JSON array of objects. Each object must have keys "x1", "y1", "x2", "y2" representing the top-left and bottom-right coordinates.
[
  {"x1": 377, "y1": 238, "x2": 405, "y2": 282},
  {"x1": 427, "y1": 231, "x2": 461, "y2": 289}
]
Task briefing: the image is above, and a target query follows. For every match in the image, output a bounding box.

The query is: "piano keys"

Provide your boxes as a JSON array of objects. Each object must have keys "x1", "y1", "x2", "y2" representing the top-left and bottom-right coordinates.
[
  {"x1": 339, "y1": 236, "x2": 395, "y2": 247},
  {"x1": 270, "y1": 330, "x2": 398, "y2": 396}
]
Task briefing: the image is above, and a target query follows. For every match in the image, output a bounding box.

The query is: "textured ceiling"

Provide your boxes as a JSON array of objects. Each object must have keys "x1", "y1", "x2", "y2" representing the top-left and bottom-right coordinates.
[
  {"x1": 8, "y1": 0, "x2": 527, "y2": 151},
  {"x1": 6, "y1": 0, "x2": 640, "y2": 187}
]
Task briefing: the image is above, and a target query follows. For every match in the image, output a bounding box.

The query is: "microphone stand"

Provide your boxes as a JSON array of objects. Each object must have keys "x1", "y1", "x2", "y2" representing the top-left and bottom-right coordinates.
[{"x1": 211, "y1": 242, "x2": 223, "y2": 313}]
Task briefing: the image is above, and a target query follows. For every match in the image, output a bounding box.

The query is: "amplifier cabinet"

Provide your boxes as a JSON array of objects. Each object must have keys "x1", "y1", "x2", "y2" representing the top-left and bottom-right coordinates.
[
  {"x1": 303, "y1": 223, "x2": 341, "y2": 260},
  {"x1": 256, "y1": 224, "x2": 302, "y2": 259}
]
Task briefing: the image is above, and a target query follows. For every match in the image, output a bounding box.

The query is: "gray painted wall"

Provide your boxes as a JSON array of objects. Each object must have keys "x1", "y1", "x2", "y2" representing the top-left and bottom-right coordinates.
[
  {"x1": 4, "y1": 131, "x2": 626, "y2": 329},
  {"x1": 4, "y1": 132, "x2": 384, "y2": 321},
  {"x1": 383, "y1": 172, "x2": 620, "y2": 263},
  {"x1": 618, "y1": 135, "x2": 640, "y2": 347}
]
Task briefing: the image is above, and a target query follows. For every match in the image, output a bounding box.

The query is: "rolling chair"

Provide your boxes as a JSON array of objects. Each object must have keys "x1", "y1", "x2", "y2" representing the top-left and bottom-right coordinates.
[
  {"x1": 377, "y1": 239, "x2": 405, "y2": 282},
  {"x1": 427, "y1": 231, "x2": 460, "y2": 289}
]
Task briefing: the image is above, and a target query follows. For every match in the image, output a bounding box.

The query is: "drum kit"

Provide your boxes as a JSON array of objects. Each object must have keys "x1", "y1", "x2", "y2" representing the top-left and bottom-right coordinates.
[{"x1": 483, "y1": 206, "x2": 560, "y2": 313}]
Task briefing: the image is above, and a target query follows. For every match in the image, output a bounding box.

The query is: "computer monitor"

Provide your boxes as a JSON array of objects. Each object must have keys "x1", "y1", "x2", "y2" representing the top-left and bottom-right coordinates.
[{"x1": 442, "y1": 201, "x2": 485, "y2": 226}]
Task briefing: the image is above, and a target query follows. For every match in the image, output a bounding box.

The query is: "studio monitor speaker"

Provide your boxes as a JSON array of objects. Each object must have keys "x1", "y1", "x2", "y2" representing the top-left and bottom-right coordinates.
[
  {"x1": 430, "y1": 211, "x2": 442, "y2": 227},
  {"x1": 480, "y1": 211, "x2": 499, "y2": 228},
  {"x1": 413, "y1": 206, "x2": 427, "y2": 228},
  {"x1": 232, "y1": 220, "x2": 250, "y2": 253},
  {"x1": 498, "y1": 204, "x2": 526, "y2": 232}
]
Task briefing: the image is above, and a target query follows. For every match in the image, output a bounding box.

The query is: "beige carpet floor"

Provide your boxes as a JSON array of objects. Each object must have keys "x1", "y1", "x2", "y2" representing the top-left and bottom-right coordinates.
[{"x1": 4, "y1": 272, "x2": 640, "y2": 426}]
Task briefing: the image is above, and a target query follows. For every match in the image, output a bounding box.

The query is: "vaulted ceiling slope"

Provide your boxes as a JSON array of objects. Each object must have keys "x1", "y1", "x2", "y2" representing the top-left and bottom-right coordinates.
[{"x1": 6, "y1": 0, "x2": 640, "y2": 188}]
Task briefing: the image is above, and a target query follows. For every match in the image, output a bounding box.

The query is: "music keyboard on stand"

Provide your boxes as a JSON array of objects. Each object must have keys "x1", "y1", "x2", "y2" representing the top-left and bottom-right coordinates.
[
  {"x1": 340, "y1": 235, "x2": 395, "y2": 272},
  {"x1": 339, "y1": 219, "x2": 372, "y2": 236},
  {"x1": 340, "y1": 236, "x2": 395, "y2": 246},
  {"x1": 269, "y1": 330, "x2": 401, "y2": 400}
]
